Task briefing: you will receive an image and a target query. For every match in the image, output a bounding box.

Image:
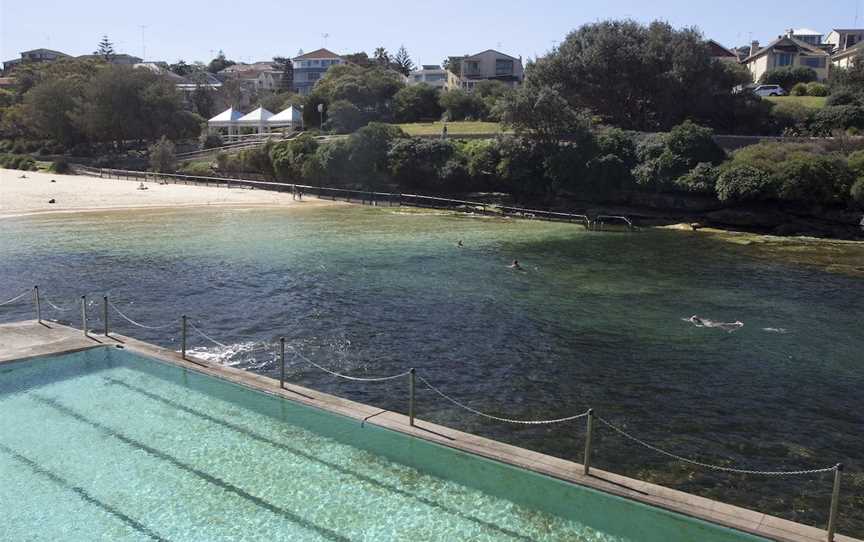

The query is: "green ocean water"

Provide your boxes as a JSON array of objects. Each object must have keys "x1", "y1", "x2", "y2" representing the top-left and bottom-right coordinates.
[{"x1": 1, "y1": 205, "x2": 862, "y2": 536}]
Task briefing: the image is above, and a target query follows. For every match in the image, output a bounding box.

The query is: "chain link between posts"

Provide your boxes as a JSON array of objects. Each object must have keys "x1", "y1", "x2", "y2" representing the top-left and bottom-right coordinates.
[
  {"x1": 595, "y1": 416, "x2": 837, "y2": 476},
  {"x1": 417, "y1": 374, "x2": 591, "y2": 425},
  {"x1": 288, "y1": 346, "x2": 412, "y2": 382},
  {"x1": 0, "y1": 290, "x2": 30, "y2": 307},
  {"x1": 108, "y1": 300, "x2": 173, "y2": 330}
]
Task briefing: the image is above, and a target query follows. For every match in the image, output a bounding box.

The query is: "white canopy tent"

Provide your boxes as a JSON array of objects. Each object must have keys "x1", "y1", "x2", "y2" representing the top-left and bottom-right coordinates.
[
  {"x1": 236, "y1": 107, "x2": 274, "y2": 134},
  {"x1": 268, "y1": 106, "x2": 303, "y2": 129},
  {"x1": 207, "y1": 107, "x2": 244, "y2": 138}
]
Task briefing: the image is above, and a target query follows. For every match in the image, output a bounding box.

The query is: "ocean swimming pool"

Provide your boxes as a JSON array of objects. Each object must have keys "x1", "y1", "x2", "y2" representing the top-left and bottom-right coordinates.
[{"x1": 0, "y1": 346, "x2": 769, "y2": 542}]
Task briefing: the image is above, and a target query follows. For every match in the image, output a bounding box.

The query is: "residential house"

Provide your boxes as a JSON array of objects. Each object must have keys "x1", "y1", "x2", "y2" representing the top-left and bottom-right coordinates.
[
  {"x1": 219, "y1": 61, "x2": 283, "y2": 92},
  {"x1": 134, "y1": 62, "x2": 222, "y2": 110},
  {"x1": 742, "y1": 31, "x2": 831, "y2": 82},
  {"x1": 825, "y1": 29, "x2": 864, "y2": 53},
  {"x1": 292, "y1": 48, "x2": 344, "y2": 95},
  {"x1": 446, "y1": 49, "x2": 524, "y2": 90},
  {"x1": 2, "y1": 48, "x2": 69, "y2": 73},
  {"x1": 831, "y1": 41, "x2": 864, "y2": 69},
  {"x1": 77, "y1": 53, "x2": 143, "y2": 65},
  {"x1": 707, "y1": 40, "x2": 740, "y2": 62},
  {"x1": 407, "y1": 65, "x2": 447, "y2": 88},
  {"x1": 790, "y1": 28, "x2": 824, "y2": 47}
]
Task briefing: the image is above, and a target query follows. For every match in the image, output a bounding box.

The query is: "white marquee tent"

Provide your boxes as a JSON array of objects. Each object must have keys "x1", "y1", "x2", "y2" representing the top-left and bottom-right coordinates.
[{"x1": 208, "y1": 105, "x2": 303, "y2": 138}]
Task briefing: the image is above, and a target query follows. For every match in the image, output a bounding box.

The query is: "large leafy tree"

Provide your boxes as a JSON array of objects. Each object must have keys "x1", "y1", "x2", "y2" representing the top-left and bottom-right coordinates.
[
  {"x1": 529, "y1": 20, "x2": 747, "y2": 131},
  {"x1": 393, "y1": 84, "x2": 442, "y2": 122},
  {"x1": 303, "y1": 64, "x2": 404, "y2": 128},
  {"x1": 272, "y1": 56, "x2": 294, "y2": 92},
  {"x1": 207, "y1": 50, "x2": 235, "y2": 73}
]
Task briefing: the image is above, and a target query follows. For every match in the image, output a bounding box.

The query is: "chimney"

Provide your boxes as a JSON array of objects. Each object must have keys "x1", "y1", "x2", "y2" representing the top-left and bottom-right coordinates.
[{"x1": 750, "y1": 41, "x2": 760, "y2": 56}]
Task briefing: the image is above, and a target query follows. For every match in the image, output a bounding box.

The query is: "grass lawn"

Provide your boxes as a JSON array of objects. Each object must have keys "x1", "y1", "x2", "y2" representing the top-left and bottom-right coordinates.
[
  {"x1": 764, "y1": 96, "x2": 828, "y2": 109},
  {"x1": 394, "y1": 121, "x2": 507, "y2": 136}
]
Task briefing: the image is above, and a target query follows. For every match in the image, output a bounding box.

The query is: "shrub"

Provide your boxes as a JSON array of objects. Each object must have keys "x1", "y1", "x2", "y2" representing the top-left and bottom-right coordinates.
[
  {"x1": 806, "y1": 82, "x2": 829, "y2": 97},
  {"x1": 439, "y1": 89, "x2": 488, "y2": 121},
  {"x1": 0, "y1": 153, "x2": 37, "y2": 171},
  {"x1": 326, "y1": 100, "x2": 368, "y2": 133},
  {"x1": 770, "y1": 101, "x2": 814, "y2": 132},
  {"x1": 809, "y1": 106, "x2": 864, "y2": 135},
  {"x1": 774, "y1": 154, "x2": 854, "y2": 205},
  {"x1": 716, "y1": 164, "x2": 777, "y2": 202},
  {"x1": 760, "y1": 66, "x2": 818, "y2": 90},
  {"x1": 50, "y1": 157, "x2": 70, "y2": 174},
  {"x1": 674, "y1": 162, "x2": 719, "y2": 194},
  {"x1": 177, "y1": 161, "x2": 213, "y2": 176},
  {"x1": 851, "y1": 178, "x2": 864, "y2": 206},
  {"x1": 199, "y1": 133, "x2": 223, "y2": 150},
  {"x1": 388, "y1": 138, "x2": 455, "y2": 190},
  {"x1": 848, "y1": 150, "x2": 864, "y2": 177},
  {"x1": 148, "y1": 136, "x2": 176, "y2": 173},
  {"x1": 826, "y1": 89, "x2": 861, "y2": 107},
  {"x1": 790, "y1": 83, "x2": 809, "y2": 96}
]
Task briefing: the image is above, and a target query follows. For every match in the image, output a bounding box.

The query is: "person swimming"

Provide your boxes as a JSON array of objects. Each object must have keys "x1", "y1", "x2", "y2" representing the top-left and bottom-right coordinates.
[
  {"x1": 687, "y1": 315, "x2": 743, "y2": 332},
  {"x1": 509, "y1": 259, "x2": 523, "y2": 270},
  {"x1": 457, "y1": 240, "x2": 464, "y2": 248}
]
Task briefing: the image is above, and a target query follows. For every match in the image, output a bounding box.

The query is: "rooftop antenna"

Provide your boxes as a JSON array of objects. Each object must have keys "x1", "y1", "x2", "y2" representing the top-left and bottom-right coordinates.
[
  {"x1": 322, "y1": 33, "x2": 330, "y2": 48},
  {"x1": 138, "y1": 25, "x2": 149, "y2": 60}
]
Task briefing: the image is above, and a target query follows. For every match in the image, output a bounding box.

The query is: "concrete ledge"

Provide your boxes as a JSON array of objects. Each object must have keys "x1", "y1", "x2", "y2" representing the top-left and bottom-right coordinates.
[{"x1": 0, "y1": 320, "x2": 857, "y2": 542}]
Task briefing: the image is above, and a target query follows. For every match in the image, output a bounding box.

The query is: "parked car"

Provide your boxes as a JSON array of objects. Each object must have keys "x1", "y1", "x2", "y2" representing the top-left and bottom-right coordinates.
[{"x1": 753, "y1": 84, "x2": 787, "y2": 97}]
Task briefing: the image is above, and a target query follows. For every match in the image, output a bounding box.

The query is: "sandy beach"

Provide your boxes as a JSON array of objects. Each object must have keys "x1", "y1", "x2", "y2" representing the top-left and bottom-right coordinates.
[{"x1": 0, "y1": 168, "x2": 340, "y2": 218}]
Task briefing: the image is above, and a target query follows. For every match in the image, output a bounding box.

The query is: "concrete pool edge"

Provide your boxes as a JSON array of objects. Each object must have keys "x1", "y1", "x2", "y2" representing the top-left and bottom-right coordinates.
[{"x1": 0, "y1": 320, "x2": 856, "y2": 542}]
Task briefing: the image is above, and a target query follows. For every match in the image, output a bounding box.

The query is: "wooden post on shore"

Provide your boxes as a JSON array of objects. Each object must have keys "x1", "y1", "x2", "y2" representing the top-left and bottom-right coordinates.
[
  {"x1": 409, "y1": 368, "x2": 416, "y2": 426},
  {"x1": 181, "y1": 315, "x2": 187, "y2": 360},
  {"x1": 81, "y1": 296, "x2": 87, "y2": 336},
  {"x1": 827, "y1": 464, "x2": 843, "y2": 542},
  {"x1": 103, "y1": 296, "x2": 109, "y2": 336},
  {"x1": 279, "y1": 337, "x2": 286, "y2": 389},
  {"x1": 34, "y1": 286, "x2": 41, "y2": 323},
  {"x1": 583, "y1": 409, "x2": 594, "y2": 475}
]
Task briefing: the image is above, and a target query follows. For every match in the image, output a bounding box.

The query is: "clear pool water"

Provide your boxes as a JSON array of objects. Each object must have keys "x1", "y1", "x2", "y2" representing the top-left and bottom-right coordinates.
[{"x1": 0, "y1": 347, "x2": 765, "y2": 541}]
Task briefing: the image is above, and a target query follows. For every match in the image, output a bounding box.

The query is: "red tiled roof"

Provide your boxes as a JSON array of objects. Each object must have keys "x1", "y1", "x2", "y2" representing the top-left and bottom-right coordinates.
[{"x1": 293, "y1": 48, "x2": 342, "y2": 60}]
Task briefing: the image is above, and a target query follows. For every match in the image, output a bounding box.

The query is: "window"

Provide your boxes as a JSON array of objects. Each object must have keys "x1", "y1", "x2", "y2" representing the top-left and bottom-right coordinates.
[
  {"x1": 307, "y1": 72, "x2": 320, "y2": 81},
  {"x1": 802, "y1": 56, "x2": 825, "y2": 68},
  {"x1": 413, "y1": 75, "x2": 422, "y2": 81},
  {"x1": 464, "y1": 61, "x2": 480, "y2": 74},
  {"x1": 426, "y1": 74, "x2": 444, "y2": 81},
  {"x1": 495, "y1": 59, "x2": 514, "y2": 75},
  {"x1": 776, "y1": 53, "x2": 793, "y2": 67}
]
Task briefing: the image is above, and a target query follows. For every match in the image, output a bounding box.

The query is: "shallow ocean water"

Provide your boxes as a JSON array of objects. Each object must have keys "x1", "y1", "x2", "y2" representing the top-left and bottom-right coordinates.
[{"x1": 1, "y1": 205, "x2": 862, "y2": 536}]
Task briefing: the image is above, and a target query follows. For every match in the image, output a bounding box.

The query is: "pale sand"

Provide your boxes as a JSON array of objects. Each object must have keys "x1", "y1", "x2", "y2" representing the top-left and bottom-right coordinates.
[{"x1": 0, "y1": 168, "x2": 341, "y2": 218}]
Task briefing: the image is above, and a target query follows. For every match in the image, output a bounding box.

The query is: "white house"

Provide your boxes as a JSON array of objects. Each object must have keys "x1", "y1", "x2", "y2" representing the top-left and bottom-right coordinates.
[{"x1": 408, "y1": 65, "x2": 448, "y2": 88}]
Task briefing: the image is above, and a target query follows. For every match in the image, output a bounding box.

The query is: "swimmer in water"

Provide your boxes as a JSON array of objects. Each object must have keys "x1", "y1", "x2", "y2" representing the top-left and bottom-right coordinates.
[
  {"x1": 457, "y1": 240, "x2": 464, "y2": 248},
  {"x1": 688, "y1": 315, "x2": 743, "y2": 332},
  {"x1": 509, "y1": 259, "x2": 522, "y2": 270}
]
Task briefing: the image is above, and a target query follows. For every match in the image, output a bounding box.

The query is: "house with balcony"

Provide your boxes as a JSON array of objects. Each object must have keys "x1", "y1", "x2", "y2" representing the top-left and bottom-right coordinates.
[
  {"x1": 407, "y1": 65, "x2": 447, "y2": 88},
  {"x1": 831, "y1": 41, "x2": 864, "y2": 69},
  {"x1": 826, "y1": 29, "x2": 864, "y2": 53},
  {"x1": 446, "y1": 49, "x2": 524, "y2": 90},
  {"x1": 219, "y1": 61, "x2": 283, "y2": 92},
  {"x1": 292, "y1": 48, "x2": 344, "y2": 95},
  {"x1": 742, "y1": 31, "x2": 831, "y2": 82},
  {"x1": 2, "y1": 48, "x2": 69, "y2": 73}
]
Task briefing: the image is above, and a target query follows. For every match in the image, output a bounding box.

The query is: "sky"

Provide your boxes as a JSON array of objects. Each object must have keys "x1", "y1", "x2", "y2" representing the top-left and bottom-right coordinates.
[{"x1": 1, "y1": 0, "x2": 861, "y2": 66}]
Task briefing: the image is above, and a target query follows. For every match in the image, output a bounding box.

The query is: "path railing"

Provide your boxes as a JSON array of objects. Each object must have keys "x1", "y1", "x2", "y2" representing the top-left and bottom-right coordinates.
[
  {"x1": 70, "y1": 165, "x2": 623, "y2": 229},
  {"x1": 1, "y1": 285, "x2": 848, "y2": 541}
]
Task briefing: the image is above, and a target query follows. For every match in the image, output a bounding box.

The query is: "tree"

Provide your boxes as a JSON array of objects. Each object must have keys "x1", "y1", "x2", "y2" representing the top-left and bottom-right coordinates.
[
  {"x1": 207, "y1": 50, "x2": 235, "y2": 73},
  {"x1": 392, "y1": 46, "x2": 415, "y2": 76},
  {"x1": 327, "y1": 100, "x2": 367, "y2": 133},
  {"x1": 272, "y1": 56, "x2": 294, "y2": 92},
  {"x1": 190, "y1": 84, "x2": 216, "y2": 118},
  {"x1": 94, "y1": 35, "x2": 115, "y2": 62},
  {"x1": 303, "y1": 64, "x2": 405, "y2": 128},
  {"x1": 496, "y1": 85, "x2": 592, "y2": 149},
  {"x1": 347, "y1": 122, "x2": 406, "y2": 189},
  {"x1": 373, "y1": 47, "x2": 390, "y2": 67},
  {"x1": 344, "y1": 52, "x2": 372, "y2": 68},
  {"x1": 388, "y1": 138, "x2": 455, "y2": 190},
  {"x1": 439, "y1": 89, "x2": 487, "y2": 121},
  {"x1": 633, "y1": 121, "x2": 725, "y2": 192},
  {"x1": 23, "y1": 78, "x2": 86, "y2": 146},
  {"x1": 169, "y1": 60, "x2": 193, "y2": 76},
  {"x1": 149, "y1": 136, "x2": 176, "y2": 172},
  {"x1": 393, "y1": 84, "x2": 442, "y2": 122},
  {"x1": 528, "y1": 20, "x2": 748, "y2": 131},
  {"x1": 443, "y1": 56, "x2": 462, "y2": 75}
]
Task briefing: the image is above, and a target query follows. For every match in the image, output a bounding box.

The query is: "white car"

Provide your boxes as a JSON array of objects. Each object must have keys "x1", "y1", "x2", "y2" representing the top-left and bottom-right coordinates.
[{"x1": 753, "y1": 84, "x2": 787, "y2": 97}]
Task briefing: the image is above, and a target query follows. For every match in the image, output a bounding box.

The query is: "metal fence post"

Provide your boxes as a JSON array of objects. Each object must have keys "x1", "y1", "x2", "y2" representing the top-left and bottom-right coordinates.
[
  {"x1": 34, "y1": 286, "x2": 41, "y2": 323},
  {"x1": 583, "y1": 409, "x2": 594, "y2": 475},
  {"x1": 81, "y1": 295, "x2": 88, "y2": 336},
  {"x1": 103, "y1": 295, "x2": 109, "y2": 336},
  {"x1": 409, "y1": 368, "x2": 416, "y2": 427},
  {"x1": 827, "y1": 464, "x2": 843, "y2": 542},
  {"x1": 279, "y1": 337, "x2": 286, "y2": 389},
  {"x1": 181, "y1": 315, "x2": 187, "y2": 360}
]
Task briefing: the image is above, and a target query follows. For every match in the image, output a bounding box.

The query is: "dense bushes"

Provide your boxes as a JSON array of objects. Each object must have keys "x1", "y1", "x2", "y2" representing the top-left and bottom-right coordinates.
[
  {"x1": 760, "y1": 66, "x2": 818, "y2": 90},
  {"x1": 177, "y1": 161, "x2": 214, "y2": 176},
  {"x1": 0, "y1": 153, "x2": 37, "y2": 170},
  {"x1": 718, "y1": 142, "x2": 857, "y2": 205},
  {"x1": 50, "y1": 157, "x2": 70, "y2": 174}
]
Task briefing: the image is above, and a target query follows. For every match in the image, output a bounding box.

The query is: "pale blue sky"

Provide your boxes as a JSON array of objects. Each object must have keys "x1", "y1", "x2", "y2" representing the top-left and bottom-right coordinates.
[{"x1": 1, "y1": 0, "x2": 860, "y2": 66}]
